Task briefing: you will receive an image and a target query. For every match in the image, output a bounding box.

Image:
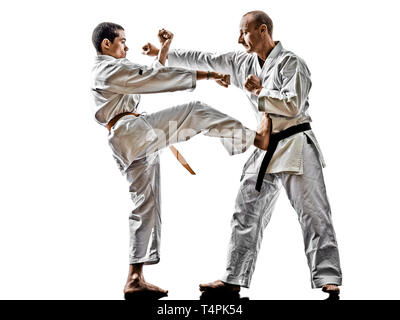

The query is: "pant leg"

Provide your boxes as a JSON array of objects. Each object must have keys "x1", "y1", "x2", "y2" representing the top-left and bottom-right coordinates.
[
  {"x1": 221, "y1": 149, "x2": 281, "y2": 288},
  {"x1": 142, "y1": 100, "x2": 256, "y2": 156},
  {"x1": 110, "y1": 100, "x2": 256, "y2": 170},
  {"x1": 279, "y1": 137, "x2": 342, "y2": 288},
  {"x1": 125, "y1": 153, "x2": 161, "y2": 265}
]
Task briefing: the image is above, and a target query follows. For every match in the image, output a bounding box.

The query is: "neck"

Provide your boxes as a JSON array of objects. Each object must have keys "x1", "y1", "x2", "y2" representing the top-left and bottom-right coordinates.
[{"x1": 257, "y1": 39, "x2": 276, "y2": 61}]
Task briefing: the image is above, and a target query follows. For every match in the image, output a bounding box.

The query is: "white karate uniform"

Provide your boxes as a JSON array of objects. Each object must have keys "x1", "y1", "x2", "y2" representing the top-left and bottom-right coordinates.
[
  {"x1": 91, "y1": 55, "x2": 256, "y2": 264},
  {"x1": 168, "y1": 42, "x2": 342, "y2": 288}
]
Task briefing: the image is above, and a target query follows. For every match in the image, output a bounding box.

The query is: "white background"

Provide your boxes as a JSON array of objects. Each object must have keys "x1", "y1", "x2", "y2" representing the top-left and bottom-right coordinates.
[{"x1": 0, "y1": 0, "x2": 399, "y2": 300}]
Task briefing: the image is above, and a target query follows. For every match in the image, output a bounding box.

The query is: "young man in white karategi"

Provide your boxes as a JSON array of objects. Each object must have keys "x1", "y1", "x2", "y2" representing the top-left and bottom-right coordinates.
[
  {"x1": 91, "y1": 22, "x2": 271, "y2": 299},
  {"x1": 143, "y1": 11, "x2": 342, "y2": 299}
]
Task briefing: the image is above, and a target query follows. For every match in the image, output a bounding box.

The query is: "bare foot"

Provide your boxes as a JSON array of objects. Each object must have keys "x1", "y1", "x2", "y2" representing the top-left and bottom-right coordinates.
[
  {"x1": 124, "y1": 273, "x2": 168, "y2": 299},
  {"x1": 254, "y1": 113, "x2": 272, "y2": 150},
  {"x1": 199, "y1": 280, "x2": 240, "y2": 293},
  {"x1": 322, "y1": 284, "x2": 340, "y2": 293}
]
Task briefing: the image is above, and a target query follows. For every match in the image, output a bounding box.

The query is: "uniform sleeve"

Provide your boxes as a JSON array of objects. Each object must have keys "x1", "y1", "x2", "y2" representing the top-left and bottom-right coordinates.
[
  {"x1": 100, "y1": 58, "x2": 196, "y2": 95},
  {"x1": 168, "y1": 49, "x2": 242, "y2": 87},
  {"x1": 150, "y1": 58, "x2": 164, "y2": 69},
  {"x1": 258, "y1": 56, "x2": 311, "y2": 117}
]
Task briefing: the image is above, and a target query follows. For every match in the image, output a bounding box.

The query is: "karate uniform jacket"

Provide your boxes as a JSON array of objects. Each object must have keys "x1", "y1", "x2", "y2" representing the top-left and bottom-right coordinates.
[
  {"x1": 91, "y1": 55, "x2": 196, "y2": 170},
  {"x1": 168, "y1": 42, "x2": 326, "y2": 174}
]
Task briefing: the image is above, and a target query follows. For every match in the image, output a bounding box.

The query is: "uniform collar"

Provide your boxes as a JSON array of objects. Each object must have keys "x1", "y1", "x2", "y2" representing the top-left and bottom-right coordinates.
[
  {"x1": 255, "y1": 41, "x2": 283, "y2": 74},
  {"x1": 267, "y1": 41, "x2": 283, "y2": 60}
]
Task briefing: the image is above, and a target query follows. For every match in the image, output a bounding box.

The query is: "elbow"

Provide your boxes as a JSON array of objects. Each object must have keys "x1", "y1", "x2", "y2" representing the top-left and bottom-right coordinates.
[{"x1": 286, "y1": 106, "x2": 302, "y2": 117}]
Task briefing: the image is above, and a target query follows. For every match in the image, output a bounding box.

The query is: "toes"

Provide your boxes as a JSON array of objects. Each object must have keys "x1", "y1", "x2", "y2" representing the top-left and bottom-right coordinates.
[
  {"x1": 147, "y1": 283, "x2": 168, "y2": 294},
  {"x1": 199, "y1": 280, "x2": 240, "y2": 294},
  {"x1": 153, "y1": 287, "x2": 168, "y2": 294},
  {"x1": 199, "y1": 283, "x2": 216, "y2": 292},
  {"x1": 199, "y1": 285, "x2": 211, "y2": 292}
]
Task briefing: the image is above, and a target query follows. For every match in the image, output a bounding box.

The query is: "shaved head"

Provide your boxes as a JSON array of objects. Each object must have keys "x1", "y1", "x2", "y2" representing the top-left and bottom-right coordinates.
[{"x1": 243, "y1": 10, "x2": 273, "y2": 37}]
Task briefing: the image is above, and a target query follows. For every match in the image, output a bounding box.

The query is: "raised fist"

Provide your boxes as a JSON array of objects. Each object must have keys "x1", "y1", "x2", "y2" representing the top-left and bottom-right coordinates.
[{"x1": 158, "y1": 28, "x2": 174, "y2": 45}]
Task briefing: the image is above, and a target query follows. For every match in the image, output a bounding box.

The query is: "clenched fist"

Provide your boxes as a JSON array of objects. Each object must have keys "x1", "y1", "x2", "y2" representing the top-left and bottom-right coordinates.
[
  {"x1": 158, "y1": 28, "x2": 174, "y2": 44},
  {"x1": 142, "y1": 42, "x2": 159, "y2": 56},
  {"x1": 244, "y1": 74, "x2": 262, "y2": 95},
  {"x1": 215, "y1": 73, "x2": 231, "y2": 88}
]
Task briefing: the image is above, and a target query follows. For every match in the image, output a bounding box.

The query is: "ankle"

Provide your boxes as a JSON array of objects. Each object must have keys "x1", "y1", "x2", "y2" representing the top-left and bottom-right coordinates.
[
  {"x1": 129, "y1": 273, "x2": 143, "y2": 282},
  {"x1": 127, "y1": 263, "x2": 144, "y2": 281}
]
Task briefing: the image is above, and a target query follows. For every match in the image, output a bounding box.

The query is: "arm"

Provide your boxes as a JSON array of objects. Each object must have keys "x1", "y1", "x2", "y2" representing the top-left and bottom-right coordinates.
[
  {"x1": 245, "y1": 56, "x2": 312, "y2": 117},
  {"x1": 157, "y1": 29, "x2": 173, "y2": 66},
  {"x1": 100, "y1": 59, "x2": 197, "y2": 95},
  {"x1": 142, "y1": 30, "x2": 236, "y2": 77},
  {"x1": 168, "y1": 49, "x2": 236, "y2": 75},
  {"x1": 143, "y1": 29, "x2": 231, "y2": 88},
  {"x1": 100, "y1": 58, "x2": 230, "y2": 95}
]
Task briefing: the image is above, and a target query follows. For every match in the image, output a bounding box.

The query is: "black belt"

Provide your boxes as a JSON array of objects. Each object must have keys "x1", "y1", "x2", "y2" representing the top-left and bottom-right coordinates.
[{"x1": 255, "y1": 122, "x2": 311, "y2": 191}]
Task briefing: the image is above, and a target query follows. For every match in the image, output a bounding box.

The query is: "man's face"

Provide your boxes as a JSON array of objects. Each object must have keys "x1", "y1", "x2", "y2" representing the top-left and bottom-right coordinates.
[
  {"x1": 238, "y1": 15, "x2": 262, "y2": 54},
  {"x1": 104, "y1": 29, "x2": 128, "y2": 59}
]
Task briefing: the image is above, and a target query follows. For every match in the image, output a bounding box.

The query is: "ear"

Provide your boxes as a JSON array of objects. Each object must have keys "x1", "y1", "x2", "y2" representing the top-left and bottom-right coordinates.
[
  {"x1": 259, "y1": 24, "x2": 267, "y2": 35},
  {"x1": 101, "y1": 38, "x2": 111, "y2": 52}
]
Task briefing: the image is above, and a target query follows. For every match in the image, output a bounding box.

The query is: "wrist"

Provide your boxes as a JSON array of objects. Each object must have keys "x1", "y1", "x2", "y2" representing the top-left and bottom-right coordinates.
[
  {"x1": 209, "y1": 71, "x2": 218, "y2": 80},
  {"x1": 161, "y1": 40, "x2": 171, "y2": 48}
]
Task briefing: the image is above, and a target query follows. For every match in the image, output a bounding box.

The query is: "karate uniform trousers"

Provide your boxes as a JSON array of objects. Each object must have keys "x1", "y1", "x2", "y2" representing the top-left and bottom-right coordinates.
[{"x1": 221, "y1": 137, "x2": 342, "y2": 288}]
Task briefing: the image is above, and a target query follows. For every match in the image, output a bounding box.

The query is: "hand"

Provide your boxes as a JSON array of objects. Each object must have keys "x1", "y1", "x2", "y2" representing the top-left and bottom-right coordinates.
[
  {"x1": 214, "y1": 73, "x2": 231, "y2": 88},
  {"x1": 244, "y1": 74, "x2": 262, "y2": 95},
  {"x1": 257, "y1": 112, "x2": 272, "y2": 136},
  {"x1": 142, "y1": 42, "x2": 159, "y2": 56},
  {"x1": 158, "y1": 28, "x2": 174, "y2": 45}
]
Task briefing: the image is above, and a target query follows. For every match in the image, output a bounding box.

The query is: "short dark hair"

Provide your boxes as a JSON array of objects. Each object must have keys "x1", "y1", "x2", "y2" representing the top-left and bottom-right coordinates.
[
  {"x1": 244, "y1": 11, "x2": 273, "y2": 37},
  {"x1": 92, "y1": 22, "x2": 124, "y2": 54}
]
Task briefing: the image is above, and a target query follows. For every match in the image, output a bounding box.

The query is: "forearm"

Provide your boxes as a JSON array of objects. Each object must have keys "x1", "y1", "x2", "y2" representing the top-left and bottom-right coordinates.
[
  {"x1": 258, "y1": 91, "x2": 302, "y2": 117},
  {"x1": 196, "y1": 71, "x2": 217, "y2": 80},
  {"x1": 157, "y1": 43, "x2": 170, "y2": 66},
  {"x1": 257, "y1": 69, "x2": 310, "y2": 117},
  {"x1": 168, "y1": 49, "x2": 234, "y2": 75}
]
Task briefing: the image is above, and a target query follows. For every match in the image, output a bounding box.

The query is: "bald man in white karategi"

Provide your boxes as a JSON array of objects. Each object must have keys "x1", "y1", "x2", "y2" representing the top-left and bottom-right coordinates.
[
  {"x1": 91, "y1": 22, "x2": 271, "y2": 299},
  {"x1": 144, "y1": 11, "x2": 343, "y2": 299}
]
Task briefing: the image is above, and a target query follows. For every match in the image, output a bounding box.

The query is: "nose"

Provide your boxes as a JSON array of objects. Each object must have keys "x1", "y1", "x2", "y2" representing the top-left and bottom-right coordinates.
[
  {"x1": 125, "y1": 46, "x2": 129, "y2": 51},
  {"x1": 238, "y1": 34, "x2": 243, "y2": 44}
]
